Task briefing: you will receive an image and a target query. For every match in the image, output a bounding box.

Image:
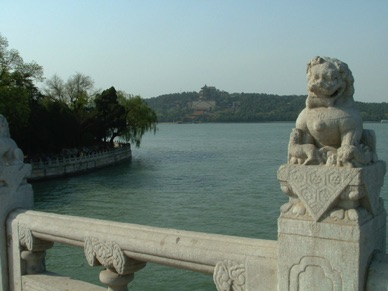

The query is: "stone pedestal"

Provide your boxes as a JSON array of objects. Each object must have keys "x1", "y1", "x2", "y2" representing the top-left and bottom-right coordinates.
[
  {"x1": 277, "y1": 162, "x2": 386, "y2": 291},
  {"x1": 0, "y1": 163, "x2": 33, "y2": 291},
  {"x1": 278, "y1": 211, "x2": 386, "y2": 291}
]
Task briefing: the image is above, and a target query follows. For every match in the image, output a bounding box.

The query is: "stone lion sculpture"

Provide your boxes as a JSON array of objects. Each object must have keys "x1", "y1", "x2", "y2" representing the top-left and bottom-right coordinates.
[
  {"x1": 0, "y1": 115, "x2": 24, "y2": 165},
  {"x1": 290, "y1": 56, "x2": 377, "y2": 167}
]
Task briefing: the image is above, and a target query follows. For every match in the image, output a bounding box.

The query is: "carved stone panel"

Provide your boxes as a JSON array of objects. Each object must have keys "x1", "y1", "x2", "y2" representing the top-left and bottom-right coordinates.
[
  {"x1": 18, "y1": 223, "x2": 53, "y2": 251},
  {"x1": 213, "y1": 260, "x2": 245, "y2": 291},
  {"x1": 84, "y1": 236, "x2": 145, "y2": 275},
  {"x1": 278, "y1": 162, "x2": 386, "y2": 222},
  {"x1": 289, "y1": 256, "x2": 342, "y2": 291},
  {"x1": 19, "y1": 223, "x2": 33, "y2": 251},
  {"x1": 84, "y1": 236, "x2": 128, "y2": 274}
]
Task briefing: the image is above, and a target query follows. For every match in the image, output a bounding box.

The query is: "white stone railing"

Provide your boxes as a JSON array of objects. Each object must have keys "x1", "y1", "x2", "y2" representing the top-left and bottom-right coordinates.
[
  {"x1": 3, "y1": 165, "x2": 388, "y2": 291},
  {"x1": 28, "y1": 144, "x2": 132, "y2": 181},
  {"x1": 6, "y1": 209, "x2": 277, "y2": 290},
  {"x1": 1, "y1": 161, "x2": 388, "y2": 291}
]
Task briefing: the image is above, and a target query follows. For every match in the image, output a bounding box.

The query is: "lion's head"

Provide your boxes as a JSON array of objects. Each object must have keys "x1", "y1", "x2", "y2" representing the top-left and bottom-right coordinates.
[{"x1": 306, "y1": 56, "x2": 355, "y2": 109}]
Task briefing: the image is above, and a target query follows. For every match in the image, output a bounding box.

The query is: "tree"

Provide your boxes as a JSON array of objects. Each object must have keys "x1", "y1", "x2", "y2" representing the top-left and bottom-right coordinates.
[
  {"x1": 0, "y1": 34, "x2": 43, "y2": 87},
  {"x1": 94, "y1": 87, "x2": 157, "y2": 146},
  {"x1": 66, "y1": 73, "x2": 94, "y2": 110},
  {"x1": 94, "y1": 87, "x2": 127, "y2": 143},
  {"x1": 0, "y1": 34, "x2": 43, "y2": 142},
  {"x1": 1, "y1": 34, "x2": 157, "y2": 156},
  {"x1": 45, "y1": 72, "x2": 95, "y2": 109},
  {"x1": 44, "y1": 73, "x2": 98, "y2": 145},
  {"x1": 44, "y1": 74, "x2": 66, "y2": 102},
  {"x1": 118, "y1": 92, "x2": 158, "y2": 147}
]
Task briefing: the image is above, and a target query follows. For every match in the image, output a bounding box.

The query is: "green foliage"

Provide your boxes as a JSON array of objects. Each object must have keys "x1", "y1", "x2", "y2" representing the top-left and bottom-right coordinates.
[
  {"x1": 0, "y1": 86, "x2": 30, "y2": 136},
  {"x1": 146, "y1": 89, "x2": 388, "y2": 123},
  {"x1": 118, "y1": 93, "x2": 158, "y2": 147},
  {"x1": 0, "y1": 33, "x2": 43, "y2": 141},
  {"x1": 44, "y1": 73, "x2": 95, "y2": 109},
  {"x1": 0, "y1": 34, "x2": 158, "y2": 155},
  {"x1": 146, "y1": 89, "x2": 306, "y2": 123},
  {"x1": 92, "y1": 88, "x2": 158, "y2": 147},
  {"x1": 356, "y1": 102, "x2": 388, "y2": 121},
  {"x1": 145, "y1": 92, "x2": 198, "y2": 122},
  {"x1": 94, "y1": 87, "x2": 127, "y2": 143}
]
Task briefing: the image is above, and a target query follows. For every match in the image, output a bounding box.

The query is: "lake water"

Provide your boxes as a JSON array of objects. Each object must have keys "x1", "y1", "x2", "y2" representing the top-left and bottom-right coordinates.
[{"x1": 32, "y1": 122, "x2": 388, "y2": 290}]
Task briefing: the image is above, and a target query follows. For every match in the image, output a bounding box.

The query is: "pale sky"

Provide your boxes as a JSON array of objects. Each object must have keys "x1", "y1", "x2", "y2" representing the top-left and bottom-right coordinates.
[{"x1": 2, "y1": 1, "x2": 387, "y2": 102}]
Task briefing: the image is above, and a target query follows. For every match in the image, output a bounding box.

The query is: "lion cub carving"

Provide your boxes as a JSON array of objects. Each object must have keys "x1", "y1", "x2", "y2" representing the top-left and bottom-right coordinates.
[
  {"x1": 289, "y1": 56, "x2": 376, "y2": 167},
  {"x1": 288, "y1": 128, "x2": 324, "y2": 165},
  {"x1": 0, "y1": 115, "x2": 24, "y2": 165}
]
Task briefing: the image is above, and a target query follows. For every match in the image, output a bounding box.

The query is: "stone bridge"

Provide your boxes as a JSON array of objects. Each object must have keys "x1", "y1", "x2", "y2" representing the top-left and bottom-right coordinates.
[{"x1": 1, "y1": 57, "x2": 388, "y2": 290}]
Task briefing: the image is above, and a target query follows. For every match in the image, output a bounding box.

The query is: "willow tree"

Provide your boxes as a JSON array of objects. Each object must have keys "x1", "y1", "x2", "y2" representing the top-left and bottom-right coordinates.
[
  {"x1": 118, "y1": 93, "x2": 158, "y2": 147},
  {"x1": 94, "y1": 87, "x2": 157, "y2": 147}
]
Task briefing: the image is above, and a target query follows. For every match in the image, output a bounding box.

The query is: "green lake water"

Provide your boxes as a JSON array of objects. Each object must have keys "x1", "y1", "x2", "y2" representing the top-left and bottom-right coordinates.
[{"x1": 32, "y1": 122, "x2": 388, "y2": 290}]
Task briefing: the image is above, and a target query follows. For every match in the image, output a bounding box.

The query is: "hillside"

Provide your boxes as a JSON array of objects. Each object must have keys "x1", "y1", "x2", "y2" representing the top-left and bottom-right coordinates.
[{"x1": 145, "y1": 86, "x2": 388, "y2": 123}]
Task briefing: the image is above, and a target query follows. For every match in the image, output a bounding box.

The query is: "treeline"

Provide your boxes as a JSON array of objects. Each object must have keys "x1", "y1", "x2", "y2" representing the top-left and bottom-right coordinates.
[
  {"x1": 0, "y1": 34, "x2": 157, "y2": 158},
  {"x1": 356, "y1": 102, "x2": 388, "y2": 122},
  {"x1": 146, "y1": 89, "x2": 388, "y2": 123}
]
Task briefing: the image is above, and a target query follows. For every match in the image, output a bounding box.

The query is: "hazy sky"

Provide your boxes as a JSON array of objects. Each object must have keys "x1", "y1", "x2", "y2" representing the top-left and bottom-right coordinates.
[{"x1": 2, "y1": 1, "x2": 387, "y2": 102}]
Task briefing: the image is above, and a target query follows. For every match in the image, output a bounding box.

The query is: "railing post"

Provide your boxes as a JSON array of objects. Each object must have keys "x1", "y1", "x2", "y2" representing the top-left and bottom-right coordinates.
[
  {"x1": 276, "y1": 56, "x2": 387, "y2": 291},
  {"x1": 0, "y1": 115, "x2": 34, "y2": 291},
  {"x1": 277, "y1": 163, "x2": 386, "y2": 291}
]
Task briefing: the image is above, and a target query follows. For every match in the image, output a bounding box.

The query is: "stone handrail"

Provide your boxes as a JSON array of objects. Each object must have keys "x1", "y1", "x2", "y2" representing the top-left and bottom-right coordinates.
[
  {"x1": 28, "y1": 145, "x2": 132, "y2": 181},
  {"x1": 29, "y1": 145, "x2": 130, "y2": 167},
  {"x1": 7, "y1": 209, "x2": 278, "y2": 290}
]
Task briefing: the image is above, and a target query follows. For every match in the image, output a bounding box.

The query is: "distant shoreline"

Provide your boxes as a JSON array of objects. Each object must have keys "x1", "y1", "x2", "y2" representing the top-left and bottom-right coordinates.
[{"x1": 28, "y1": 144, "x2": 131, "y2": 182}]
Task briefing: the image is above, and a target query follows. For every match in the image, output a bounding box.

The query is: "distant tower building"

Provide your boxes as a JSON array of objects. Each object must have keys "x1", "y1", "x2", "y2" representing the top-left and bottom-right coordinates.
[
  {"x1": 199, "y1": 85, "x2": 216, "y2": 100},
  {"x1": 187, "y1": 85, "x2": 217, "y2": 111}
]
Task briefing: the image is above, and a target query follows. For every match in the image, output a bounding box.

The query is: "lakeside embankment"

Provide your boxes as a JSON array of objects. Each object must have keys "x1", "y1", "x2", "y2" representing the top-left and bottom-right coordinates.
[{"x1": 28, "y1": 144, "x2": 131, "y2": 181}]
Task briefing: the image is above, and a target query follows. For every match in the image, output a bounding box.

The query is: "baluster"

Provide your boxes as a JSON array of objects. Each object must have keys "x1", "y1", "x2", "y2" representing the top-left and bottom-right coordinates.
[
  {"x1": 20, "y1": 251, "x2": 46, "y2": 274},
  {"x1": 99, "y1": 268, "x2": 134, "y2": 291},
  {"x1": 19, "y1": 223, "x2": 54, "y2": 274}
]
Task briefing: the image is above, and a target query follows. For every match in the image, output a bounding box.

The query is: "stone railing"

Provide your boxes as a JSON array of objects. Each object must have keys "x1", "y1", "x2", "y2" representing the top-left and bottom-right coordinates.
[
  {"x1": 28, "y1": 144, "x2": 131, "y2": 181},
  {"x1": 7, "y1": 209, "x2": 277, "y2": 290},
  {"x1": 2, "y1": 159, "x2": 388, "y2": 291},
  {"x1": 1, "y1": 147, "x2": 388, "y2": 291}
]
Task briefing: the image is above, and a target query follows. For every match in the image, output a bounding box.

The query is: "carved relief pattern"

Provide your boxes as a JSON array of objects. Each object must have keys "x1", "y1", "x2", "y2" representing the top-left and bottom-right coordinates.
[
  {"x1": 279, "y1": 161, "x2": 386, "y2": 222},
  {"x1": 289, "y1": 256, "x2": 342, "y2": 291},
  {"x1": 280, "y1": 165, "x2": 359, "y2": 221},
  {"x1": 19, "y1": 223, "x2": 33, "y2": 250},
  {"x1": 310, "y1": 222, "x2": 320, "y2": 234},
  {"x1": 213, "y1": 260, "x2": 245, "y2": 291},
  {"x1": 84, "y1": 237, "x2": 127, "y2": 274}
]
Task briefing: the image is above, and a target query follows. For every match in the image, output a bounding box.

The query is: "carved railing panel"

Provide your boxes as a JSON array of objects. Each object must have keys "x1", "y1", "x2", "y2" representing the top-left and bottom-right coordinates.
[
  {"x1": 84, "y1": 236, "x2": 146, "y2": 290},
  {"x1": 213, "y1": 260, "x2": 246, "y2": 291},
  {"x1": 18, "y1": 223, "x2": 54, "y2": 275},
  {"x1": 6, "y1": 209, "x2": 278, "y2": 290}
]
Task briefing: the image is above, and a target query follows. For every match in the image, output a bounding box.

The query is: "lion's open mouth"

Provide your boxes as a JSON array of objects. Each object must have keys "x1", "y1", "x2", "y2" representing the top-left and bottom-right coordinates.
[{"x1": 330, "y1": 89, "x2": 340, "y2": 98}]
